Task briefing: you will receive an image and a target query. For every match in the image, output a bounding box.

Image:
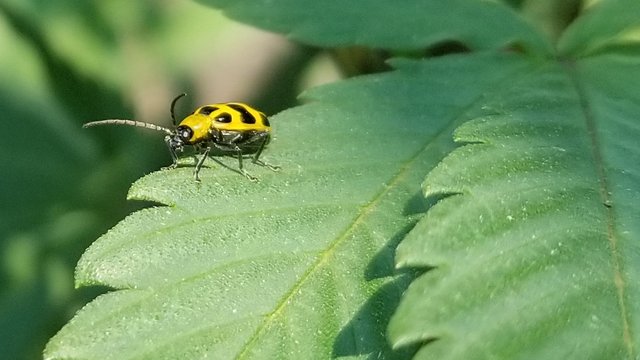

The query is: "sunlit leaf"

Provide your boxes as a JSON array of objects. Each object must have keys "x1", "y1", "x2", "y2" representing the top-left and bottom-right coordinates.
[
  {"x1": 44, "y1": 0, "x2": 640, "y2": 359},
  {"x1": 45, "y1": 52, "x2": 534, "y2": 359}
]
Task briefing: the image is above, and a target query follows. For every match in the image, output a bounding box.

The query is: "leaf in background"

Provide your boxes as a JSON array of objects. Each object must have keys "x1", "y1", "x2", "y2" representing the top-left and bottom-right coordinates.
[
  {"x1": 389, "y1": 1, "x2": 640, "y2": 358},
  {"x1": 196, "y1": 0, "x2": 550, "y2": 53},
  {"x1": 44, "y1": 52, "x2": 537, "y2": 359},
  {"x1": 0, "y1": 2, "x2": 235, "y2": 359},
  {"x1": 0, "y1": 3, "x2": 135, "y2": 359},
  {"x1": 558, "y1": 0, "x2": 640, "y2": 57}
]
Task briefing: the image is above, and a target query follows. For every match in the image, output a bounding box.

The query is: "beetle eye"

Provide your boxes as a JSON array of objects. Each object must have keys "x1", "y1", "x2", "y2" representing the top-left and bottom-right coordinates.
[
  {"x1": 198, "y1": 106, "x2": 217, "y2": 115},
  {"x1": 176, "y1": 126, "x2": 193, "y2": 141},
  {"x1": 215, "y1": 113, "x2": 232, "y2": 123}
]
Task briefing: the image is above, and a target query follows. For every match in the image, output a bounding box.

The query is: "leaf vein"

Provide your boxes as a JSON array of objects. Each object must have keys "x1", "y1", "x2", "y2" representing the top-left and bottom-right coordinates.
[{"x1": 564, "y1": 58, "x2": 633, "y2": 357}]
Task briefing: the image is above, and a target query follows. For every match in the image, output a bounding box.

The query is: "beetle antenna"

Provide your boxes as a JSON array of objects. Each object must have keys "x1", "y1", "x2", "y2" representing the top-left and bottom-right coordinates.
[
  {"x1": 171, "y1": 93, "x2": 187, "y2": 126},
  {"x1": 83, "y1": 119, "x2": 173, "y2": 135}
]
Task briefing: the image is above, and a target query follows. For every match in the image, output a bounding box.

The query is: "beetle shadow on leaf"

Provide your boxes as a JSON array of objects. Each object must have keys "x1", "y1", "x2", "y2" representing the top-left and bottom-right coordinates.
[{"x1": 332, "y1": 273, "x2": 421, "y2": 359}]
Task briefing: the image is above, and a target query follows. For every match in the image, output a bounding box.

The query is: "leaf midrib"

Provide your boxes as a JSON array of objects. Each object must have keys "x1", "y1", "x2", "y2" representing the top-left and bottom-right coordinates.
[{"x1": 562, "y1": 57, "x2": 634, "y2": 357}]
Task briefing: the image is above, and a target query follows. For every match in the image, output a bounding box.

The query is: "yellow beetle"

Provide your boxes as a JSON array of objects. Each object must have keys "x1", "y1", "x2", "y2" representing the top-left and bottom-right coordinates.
[{"x1": 84, "y1": 94, "x2": 279, "y2": 182}]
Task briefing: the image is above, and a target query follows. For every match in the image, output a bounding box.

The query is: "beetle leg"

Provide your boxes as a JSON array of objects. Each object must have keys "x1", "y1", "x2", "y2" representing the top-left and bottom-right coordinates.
[
  {"x1": 193, "y1": 146, "x2": 211, "y2": 182},
  {"x1": 210, "y1": 142, "x2": 257, "y2": 181},
  {"x1": 163, "y1": 135, "x2": 179, "y2": 169},
  {"x1": 251, "y1": 133, "x2": 280, "y2": 171},
  {"x1": 234, "y1": 145, "x2": 258, "y2": 182},
  {"x1": 222, "y1": 133, "x2": 259, "y2": 181}
]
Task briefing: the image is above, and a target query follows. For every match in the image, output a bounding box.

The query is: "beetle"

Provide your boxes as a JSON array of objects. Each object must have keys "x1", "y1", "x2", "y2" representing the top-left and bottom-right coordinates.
[{"x1": 83, "y1": 94, "x2": 279, "y2": 182}]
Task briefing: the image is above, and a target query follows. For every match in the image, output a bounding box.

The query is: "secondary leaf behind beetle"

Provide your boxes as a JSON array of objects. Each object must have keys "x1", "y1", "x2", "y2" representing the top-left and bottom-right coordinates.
[
  {"x1": 196, "y1": 0, "x2": 549, "y2": 52},
  {"x1": 44, "y1": 53, "x2": 534, "y2": 359}
]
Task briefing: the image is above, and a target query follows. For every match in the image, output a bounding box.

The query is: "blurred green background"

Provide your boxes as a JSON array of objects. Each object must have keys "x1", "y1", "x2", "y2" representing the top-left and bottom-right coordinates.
[{"x1": 0, "y1": 1, "x2": 340, "y2": 358}]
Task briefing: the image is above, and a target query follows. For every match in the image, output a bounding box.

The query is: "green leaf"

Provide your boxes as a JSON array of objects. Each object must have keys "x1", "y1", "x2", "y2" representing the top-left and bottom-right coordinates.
[
  {"x1": 44, "y1": 52, "x2": 534, "y2": 359},
  {"x1": 196, "y1": 0, "x2": 550, "y2": 53},
  {"x1": 0, "y1": 2, "x2": 240, "y2": 359},
  {"x1": 389, "y1": 2, "x2": 640, "y2": 359},
  {"x1": 45, "y1": 0, "x2": 640, "y2": 358},
  {"x1": 558, "y1": 0, "x2": 640, "y2": 57}
]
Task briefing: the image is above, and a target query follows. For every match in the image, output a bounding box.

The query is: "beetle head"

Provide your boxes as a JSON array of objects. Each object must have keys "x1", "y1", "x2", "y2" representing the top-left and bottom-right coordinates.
[{"x1": 168, "y1": 125, "x2": 193, "y2": 151}]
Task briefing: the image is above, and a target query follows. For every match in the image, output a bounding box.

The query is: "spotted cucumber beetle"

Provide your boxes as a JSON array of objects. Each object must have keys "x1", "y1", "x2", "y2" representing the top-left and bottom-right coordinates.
[{"x1": 83, "y1": 94, "x2": 279, "y2": 182}]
